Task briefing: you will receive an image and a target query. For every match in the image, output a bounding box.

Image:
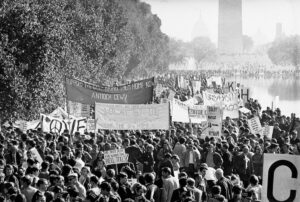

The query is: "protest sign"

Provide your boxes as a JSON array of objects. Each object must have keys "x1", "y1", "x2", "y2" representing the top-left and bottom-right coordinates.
[
  {"x1": 66, "y1": 77, "x2": 154, "y2": 105},
  {"x1": 247, "y1": 116, "x2": 262, "y2": 135},
  {"x1": 171, "y1": 99, "x2": 190, "y2": 123},
  {"x1": 41, "y1": 114, "x2": 86, "y2": 134},
  {"x1": 203, "y1": 91, "x2": 239, "y2": 119},
  {"x1": 188, "y1": 105, "x2": 207, "y2": 123},
  {"x1": 103, "y1": 149, "x2": 129, "y2": 165},
  {"x1": 201, "y1": 106, "x2": 222, "y2": 138},
  {"x1": 86, "y1": 119, "x2": 96, "y2": 132},
  {"x1": 207, "y1": 76, "x2": 222, "y2": 87},
  {"x1": 30, "y1": 147, "x2": 43, "y2": 164},
  {"x1": 261, "y1": 126, "x2": 274, "y2": 139},
  {"x1": 95, "y1": 103, "x2": 169, "y2": 130},
  {"x1": 191, "y1": 80, "x2": 201, "y2": 93},
  {"x1": 262, "y1": 154, "x2": 300, "y2": 202},
  {"x1": 68, "y1": 101, "x2": 91, "y2": 118}
]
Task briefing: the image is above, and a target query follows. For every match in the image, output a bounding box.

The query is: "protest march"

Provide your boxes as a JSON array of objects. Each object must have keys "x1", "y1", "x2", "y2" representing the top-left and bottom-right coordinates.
[
  {"x1": 1, "y1": 72, "x2": 299, "y2": 202},
  {"x1": 1, "y1": 0, "x2": 300, "y2": 202}
]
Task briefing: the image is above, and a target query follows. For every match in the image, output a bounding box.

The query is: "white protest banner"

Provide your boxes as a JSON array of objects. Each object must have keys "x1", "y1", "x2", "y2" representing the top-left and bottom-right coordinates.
[
  {"x1": 104, "y1": 149, "x2": 129, "y2": 165},
  {"x1": 247, "y1": 116, "x2": 262, "y2": 135},
  {"x1": 202, "y1": 106, "x2": 222, "y2": 138},
  {"x1": 86, "y1": 119, "x2": 96, "y2": 132},
  {"x1": 203, "y1": 91, "x2": 239, "y2": 119},
  {"x1": 261, "y1": 126, "x2": 274, "y2": 139},
  {"x1": 95, "y1": 103, "x2": 169, "y2": 130},
  {"x1": 171, "y1": 99, "x2": 190, "y2": 123},
  {"x1": 41, "y1": 114, "x2": 86, "y2": 134},
  {"x1": 188, "y1": 105, "x2": 207, "y2": 123},
  {"x1": 262, "y1": 154, "x2": 300, "y2": 202}
]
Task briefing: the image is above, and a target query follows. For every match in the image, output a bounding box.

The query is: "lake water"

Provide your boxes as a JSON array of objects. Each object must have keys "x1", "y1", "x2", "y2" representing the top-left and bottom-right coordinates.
[{"x1": 226, "y1": 76, "x2": 300, "y2": 117}]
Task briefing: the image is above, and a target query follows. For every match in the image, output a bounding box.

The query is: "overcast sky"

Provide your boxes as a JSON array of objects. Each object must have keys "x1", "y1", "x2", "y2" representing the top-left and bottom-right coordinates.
[{"x1": 143, "y1": 0, "x2": 300, "y2": 45}]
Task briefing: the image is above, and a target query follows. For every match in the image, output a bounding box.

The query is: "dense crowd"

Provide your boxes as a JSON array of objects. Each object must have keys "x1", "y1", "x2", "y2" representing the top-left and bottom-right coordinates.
[{"x1": 0, "y1": 73, "x2": 299, "y2": 202}]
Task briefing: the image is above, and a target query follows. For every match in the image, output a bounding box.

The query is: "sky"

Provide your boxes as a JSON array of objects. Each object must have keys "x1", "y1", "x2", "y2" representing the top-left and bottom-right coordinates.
[{"x1": 142, "y1": 0, "x2": 300, "y2": 45}]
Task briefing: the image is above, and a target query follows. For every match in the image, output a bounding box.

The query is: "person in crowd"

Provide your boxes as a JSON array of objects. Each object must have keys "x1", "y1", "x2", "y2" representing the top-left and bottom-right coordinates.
[
  {"x1": 202, "y1": 144, "x2": 223, "y2": 169},
  {"x1": 245, "y1": 175, "x2": 262, "y2": 201},
  {"x1": 215, "y1": 169, "x2": 233, "y2": 201},
  {"x1": 173, "y1": 137, "x2": 187, "y2": 168},
  {"x1": 187, "y1": 178, "x2": 203, "y2": 202},
  {"x1": 208, "y1": 185, "x2": 228, "y2": 202},
  {"x1": 182, "y1": 141, "x2": 201, "y2": 177},
  {"x1": 162, "y1": 167, "x2": 179, "y2": 202}
]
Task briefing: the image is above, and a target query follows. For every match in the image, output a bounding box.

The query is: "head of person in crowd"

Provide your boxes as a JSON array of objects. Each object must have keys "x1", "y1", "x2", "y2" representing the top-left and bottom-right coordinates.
[
  {"x1": 215, "y1": 168, "x2": 224, "y2": 181},
  {"x1": 199, "y1": 163, "x2": 208, "y2": 177},
  {"x1": 161, "y1": 167, "x2": 172, "y2": 179}
]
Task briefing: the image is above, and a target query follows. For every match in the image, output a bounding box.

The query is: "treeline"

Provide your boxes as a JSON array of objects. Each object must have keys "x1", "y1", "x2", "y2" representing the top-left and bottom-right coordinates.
[{"x1": 0, "y1": 0, "x2": 170, "y2": 121}]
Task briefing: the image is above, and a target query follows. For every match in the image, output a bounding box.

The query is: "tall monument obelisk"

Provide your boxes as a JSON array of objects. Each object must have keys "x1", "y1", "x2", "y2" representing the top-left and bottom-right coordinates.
[{"x1": 218, "y1": 0, "x2": 243, "y2": 54}]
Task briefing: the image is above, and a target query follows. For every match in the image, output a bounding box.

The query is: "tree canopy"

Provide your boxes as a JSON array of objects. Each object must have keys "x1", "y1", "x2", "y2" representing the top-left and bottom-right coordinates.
[
  {"x1": 0, "y1": 0, "x2": 169, "y2": 121},
  {"x1": 268, "y1": 35, "x2": 300, "y2": 67}
]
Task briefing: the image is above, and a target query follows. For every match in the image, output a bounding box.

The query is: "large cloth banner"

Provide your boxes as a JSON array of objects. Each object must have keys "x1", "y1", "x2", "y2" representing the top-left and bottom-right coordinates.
[
  {"x1": 171, "y1": 99, "x2": 190, "y2": 123},
  {"x1": 95, "y1": 103, "x2": 169, "y2": 130},
  {"x1": 262, "y1": 154, "x2": 300, "y2": 202},
  {"x1": 188, "y1": 105, "x2": 207, "y2": 123},
  {"x1": 41, "y1": 114, "x2": 86, "y2": 134},
  {"x1": 203, "y1": 91, "x2": 239, "y2": 119},
  {"x1": 247, "y1": 116, "x2": 262, "y2": 135},
  {"x1": 66, "y1": 78, "x2": 154, "y2": 105}
]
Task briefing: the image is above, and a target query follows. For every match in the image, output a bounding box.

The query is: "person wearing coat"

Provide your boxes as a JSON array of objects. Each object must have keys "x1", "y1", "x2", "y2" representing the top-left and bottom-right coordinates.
[
  {"x1": 182, "y1": 141, "x2": 201, "y2": 177},
  {"x1": 201, "y1": 144, "x2": 223, "y2": 169}
]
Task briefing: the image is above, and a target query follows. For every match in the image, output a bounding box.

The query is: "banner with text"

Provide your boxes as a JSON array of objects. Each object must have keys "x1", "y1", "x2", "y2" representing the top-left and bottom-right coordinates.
[
  {"x1": 95, "y1": 103, "x2": 169, "y2": 130},
  {"x1": 188, "y1": 105, "x2": 207, "y2": 123},
  {"x1": 66, "y1": 78, "x2": 154, "y2": 105},
  {"x1": 247, "y1": 116, "x2": 262, "y2": 135},
  {"x1": 262, "y1": 154, "x2": 300, "y2": 202},
  {"x1": 41, "y1": 114, "x2": 87, "y2": 134},
  {"x1": 203, "y1": 91, "x2": 239, "y2": 119},
  {"x1": 204, "y1": 106, "x2": 222, "y2": 138},
  {"x1": 104, "y1": 149, "x2": 129, "y2": 165}
]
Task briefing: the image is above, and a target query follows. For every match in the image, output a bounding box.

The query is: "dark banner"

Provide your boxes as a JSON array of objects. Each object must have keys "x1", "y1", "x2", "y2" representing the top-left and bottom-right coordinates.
[{"x1": 66, "y1": 78, "x2": 154, "y2": 105}]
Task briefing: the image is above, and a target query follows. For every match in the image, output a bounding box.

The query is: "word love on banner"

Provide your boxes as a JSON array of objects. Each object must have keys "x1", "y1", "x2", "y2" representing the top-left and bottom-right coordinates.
[
  {"x1": 262, "y1": 154, "x2": 300, "y2": 202},
  {"x1": 66, "y1": 77, "x2": 154, "y2": 105},
  {"x1": 104, "y1": 149, "x2": 129, "y2": 165},
  {"x1": 95, "y1": 103, "x2": 169, "y2": 130},
  {"x1": 41, "y1": 114, "x2": 86, "y2": 135},
  {"x1": 203, "y1": 91, "x2": 239, "y2": 119},
  {"x1": 247, "y1": 116, "x2": 262, "y2": 135}
]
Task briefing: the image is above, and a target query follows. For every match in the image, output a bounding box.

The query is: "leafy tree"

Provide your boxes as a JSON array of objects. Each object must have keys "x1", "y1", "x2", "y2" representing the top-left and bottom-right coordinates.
[
  {"x1": 167, "y1": 38, "x2": 190, "y2": 65},
  {"x1": 243, "y1": 35, "x2": 254, "y2": 52},
  {"x1": 190, "y1": 37, "x2": 217, "y2": 67},
  {"x1": 268, "y1": 35, "x2": 300, "y2": 67}
]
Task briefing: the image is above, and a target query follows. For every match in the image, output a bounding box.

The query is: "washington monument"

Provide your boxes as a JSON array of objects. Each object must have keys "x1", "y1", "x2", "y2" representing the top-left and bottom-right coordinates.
[{"x1": 218, "y1": 0, "x2": 243, "y2": 54}]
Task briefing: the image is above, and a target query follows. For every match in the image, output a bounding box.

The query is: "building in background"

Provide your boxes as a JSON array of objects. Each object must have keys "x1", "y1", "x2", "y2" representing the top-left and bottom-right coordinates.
[{"x1": 218, "y1": 0, "x2": 243, "y2": 54}]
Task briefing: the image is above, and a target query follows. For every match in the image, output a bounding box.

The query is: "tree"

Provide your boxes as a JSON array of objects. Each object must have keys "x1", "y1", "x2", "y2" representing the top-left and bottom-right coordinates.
[
  {"x1": 268, "y1": 35, "x2": 300, "y2": 67},
  {"x1": 190, "y1": 37, "x2": 217, "y2": 66},
  {"x1": 243, "y1": 35, "x2": 254, "y2": 52},
  {"x1": 167, "y1": 38, "x2": 189, "y2": 65}
]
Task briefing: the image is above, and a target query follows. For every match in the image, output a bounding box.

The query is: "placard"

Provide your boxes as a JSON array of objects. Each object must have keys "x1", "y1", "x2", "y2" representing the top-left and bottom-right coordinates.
[
  {"x1": 262, "y1": 154, "x2": 300, "y2": 202},
  {"x1": 171, "y1": 99, "x2": 189, "y2": 123},
  {"x1": 95, "y1": 103, "x2": 169, "y2": 130},
  {"x1": 104, "y1": 149, "x2": 129, "y2": 165},
  {"x1": 202, "y1": 106, "x2": 222, "y2": 138},
  {"x1": 247, "y1": 116, "x2": 262, "y2": 135},
  {"x1": 261, "y1": 126, "x2": 274, "y2": 139},
  {"x1": 203, "y1": 91, "x2": 239, "y2": 119}
]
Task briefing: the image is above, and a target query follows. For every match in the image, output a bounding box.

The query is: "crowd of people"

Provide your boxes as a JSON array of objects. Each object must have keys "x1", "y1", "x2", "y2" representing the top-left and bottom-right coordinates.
[{"x1": 0, "y1": 73, "x2": 299, "y2": 202}]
